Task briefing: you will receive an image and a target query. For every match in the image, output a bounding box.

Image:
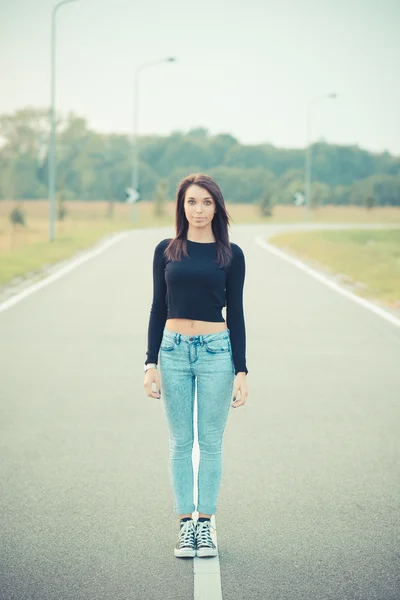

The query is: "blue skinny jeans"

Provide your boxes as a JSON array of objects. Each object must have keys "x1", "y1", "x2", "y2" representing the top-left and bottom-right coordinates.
[{"x1": 159, "y1": 327, "x2": 235, "y2": 515}]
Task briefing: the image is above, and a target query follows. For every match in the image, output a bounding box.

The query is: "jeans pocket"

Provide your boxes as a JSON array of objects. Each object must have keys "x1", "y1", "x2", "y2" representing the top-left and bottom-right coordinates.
[
  {"x1": 204, "y1": 340, "x2": 230, "y2": 354},
  {"x1": 160, "y1": 340, "x2": 176, "y2": 352}
]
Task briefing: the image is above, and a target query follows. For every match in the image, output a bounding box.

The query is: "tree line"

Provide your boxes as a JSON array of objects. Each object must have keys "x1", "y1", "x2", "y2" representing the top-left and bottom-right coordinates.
[{"x1": 1, "y1": 108, "x2": 399, "y2": 208}]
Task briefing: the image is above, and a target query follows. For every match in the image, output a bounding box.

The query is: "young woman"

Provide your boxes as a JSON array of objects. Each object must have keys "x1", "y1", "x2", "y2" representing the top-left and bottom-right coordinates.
[{"x1": 143, "y1": 173, "x2": 249, "y2": 558}]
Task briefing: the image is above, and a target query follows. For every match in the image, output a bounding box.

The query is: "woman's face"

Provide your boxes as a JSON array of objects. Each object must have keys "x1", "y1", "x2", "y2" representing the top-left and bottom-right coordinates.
[{"x1": 184, "y1": 184, "x2": 216, "y2": 228}]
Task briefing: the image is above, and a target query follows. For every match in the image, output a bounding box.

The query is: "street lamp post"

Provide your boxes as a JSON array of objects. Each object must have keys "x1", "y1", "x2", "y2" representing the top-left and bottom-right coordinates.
[
  {"x1": 305, "y1": 93, "x2": 337, "y2": 220},
  {"x1": 49, "y1": 0, "x2": 78, "y2": 242},
  {"x1": 130, "y1": 57, "x2": 176, "y2": 221}
]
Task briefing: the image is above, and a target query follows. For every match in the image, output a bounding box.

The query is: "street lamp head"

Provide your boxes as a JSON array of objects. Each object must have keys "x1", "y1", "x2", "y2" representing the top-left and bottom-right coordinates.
[
  {"x1": 328, "y1": 93, "x2": 337, "y2": 98},
  {"x1": 166, "y1": 57, "x2": 177, "y2": 62}
]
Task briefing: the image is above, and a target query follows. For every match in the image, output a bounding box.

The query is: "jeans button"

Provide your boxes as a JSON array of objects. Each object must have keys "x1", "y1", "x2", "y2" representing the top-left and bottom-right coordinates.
[{"x1": 189, "y1": 337, "x2": 193, "y2": 341}]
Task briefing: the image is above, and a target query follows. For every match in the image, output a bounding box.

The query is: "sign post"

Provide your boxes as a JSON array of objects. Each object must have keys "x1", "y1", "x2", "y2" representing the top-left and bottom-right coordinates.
[{"x1": 125, "y1": 188, "x2": 140, "y2": 223}]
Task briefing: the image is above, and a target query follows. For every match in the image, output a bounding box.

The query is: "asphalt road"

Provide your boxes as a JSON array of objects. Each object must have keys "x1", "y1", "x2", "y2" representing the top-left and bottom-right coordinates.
[{"x1": 1, "y1": 224, "x2": 399, "y2": 600}]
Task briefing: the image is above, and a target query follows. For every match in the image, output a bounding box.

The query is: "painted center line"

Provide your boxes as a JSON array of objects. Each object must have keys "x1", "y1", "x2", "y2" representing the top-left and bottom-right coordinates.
[{"x1": 193, "y1": 385, "x2": 223, "y2": 600}]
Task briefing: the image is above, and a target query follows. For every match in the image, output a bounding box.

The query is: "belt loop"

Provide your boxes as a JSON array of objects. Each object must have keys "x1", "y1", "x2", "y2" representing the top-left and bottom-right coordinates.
[
  {"x1": 175, "y1": 333, "x2": 181, "y2": 345},
  {"x1": 200, "y1": 335, "x2": 203, "y2": 346}
]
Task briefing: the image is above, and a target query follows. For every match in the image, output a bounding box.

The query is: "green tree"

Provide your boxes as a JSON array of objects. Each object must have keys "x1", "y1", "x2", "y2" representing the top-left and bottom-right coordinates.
[
  {"x1": 310, "y1": 182, "x2": 331, "y2": 209},
  {"x1": 154, "y1": 179, "x2": 169, "y2": 217},
  {"x1": 187, "y1": 127, "x2": 209, "y2": 138},
  {"x1": 1, "y1": 107, "x2": 400, "y2": 205}
]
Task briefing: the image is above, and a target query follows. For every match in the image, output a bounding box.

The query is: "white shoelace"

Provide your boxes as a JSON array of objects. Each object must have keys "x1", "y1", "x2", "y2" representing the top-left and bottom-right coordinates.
[
  {"x1": 179, "y1": 520, "x2": 196, "y2": 547},
  {"x1": 196, "y1": 521, "x2": 216, "y2": 547}
]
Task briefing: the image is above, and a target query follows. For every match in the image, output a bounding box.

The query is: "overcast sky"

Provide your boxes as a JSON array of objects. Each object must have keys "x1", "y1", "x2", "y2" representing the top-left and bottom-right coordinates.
[{"x1": 1, "y1": 0, "x2": 399, "y2": 155}]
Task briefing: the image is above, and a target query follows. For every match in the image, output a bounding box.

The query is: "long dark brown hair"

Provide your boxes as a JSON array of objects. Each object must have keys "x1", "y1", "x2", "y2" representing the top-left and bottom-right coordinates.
[{"x1": 164, "y1": 173, "x2": 233, "y2": 268}]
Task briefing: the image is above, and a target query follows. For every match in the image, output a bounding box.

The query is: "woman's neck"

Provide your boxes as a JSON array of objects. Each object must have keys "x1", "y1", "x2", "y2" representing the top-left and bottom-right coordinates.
[{"x1": 186, "y1": 228, "x2": 216, "y2": 243}]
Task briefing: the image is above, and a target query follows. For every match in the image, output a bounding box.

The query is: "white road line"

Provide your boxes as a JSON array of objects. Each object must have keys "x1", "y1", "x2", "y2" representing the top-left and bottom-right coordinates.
[
  {"x1": 256, "y1": 236, "x2": 400, "y2": 329},
  {"x1": 0, "y1": 231, "x2": 129, "y2": 315},
  {"x1": 193, "y1": 385, "x2": 223, "y2": 600}
]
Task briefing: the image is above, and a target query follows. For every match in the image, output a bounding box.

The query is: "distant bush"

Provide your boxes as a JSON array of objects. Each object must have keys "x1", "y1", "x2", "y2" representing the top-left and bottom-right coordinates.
[
  {"x1": 364, "y1": 196, "x2": 376, "y2": 210},
  {"x1": 58, "y1": 195, "x2": 67, "y2": 221},
  {"x1": 10, "y1": 205, "x2": 26, "y2": 226},
  {"x1": 259, "y1": 189, "x2": 275, "y2": 217}
]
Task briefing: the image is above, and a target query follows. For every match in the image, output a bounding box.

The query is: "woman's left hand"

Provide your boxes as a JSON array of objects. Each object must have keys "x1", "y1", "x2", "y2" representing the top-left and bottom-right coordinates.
[{"x1": 231, "y1": 373, "x2": 248, "y2": 408}]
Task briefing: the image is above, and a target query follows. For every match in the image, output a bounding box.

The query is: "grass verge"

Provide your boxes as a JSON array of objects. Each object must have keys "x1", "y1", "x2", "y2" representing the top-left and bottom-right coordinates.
[{"x1": 269, "y1": 229, "x2": 400, "y2": 310}]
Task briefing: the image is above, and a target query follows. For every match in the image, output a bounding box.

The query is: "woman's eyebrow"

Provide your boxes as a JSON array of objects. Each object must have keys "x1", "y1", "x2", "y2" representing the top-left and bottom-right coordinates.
[{"x1": 187, "y1": 196, "x2": 212, "y2": 200}]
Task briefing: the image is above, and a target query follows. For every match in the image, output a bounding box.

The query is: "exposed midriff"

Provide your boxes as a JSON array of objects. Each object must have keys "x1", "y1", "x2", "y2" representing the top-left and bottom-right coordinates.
[{"x1": 165, "y1": 318, "x2": 228, "y2": 336}]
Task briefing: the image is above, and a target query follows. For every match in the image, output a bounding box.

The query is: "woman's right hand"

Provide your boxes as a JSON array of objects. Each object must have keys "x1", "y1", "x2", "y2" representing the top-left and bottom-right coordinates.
[{"x1": 144, "y1": 368, "x2": 161, "y2": 399}]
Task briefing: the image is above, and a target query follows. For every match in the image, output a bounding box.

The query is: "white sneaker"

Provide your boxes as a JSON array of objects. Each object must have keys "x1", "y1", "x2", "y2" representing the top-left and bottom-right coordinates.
[
  {"x1": 174, "y1": 519, "x2": 196, "y2": 558},
  {"x1": 195, "y1": 520, "x2": 218, "y2": 557}
]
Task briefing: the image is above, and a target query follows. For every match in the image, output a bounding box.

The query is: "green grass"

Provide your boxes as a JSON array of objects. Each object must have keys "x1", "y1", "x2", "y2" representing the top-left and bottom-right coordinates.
[
  {"x1": 0, "y1": 223, "x2": 134, "y2": 286},
  {"x1": 269, "y1": 229, "x2": 400, "y2": 308}
]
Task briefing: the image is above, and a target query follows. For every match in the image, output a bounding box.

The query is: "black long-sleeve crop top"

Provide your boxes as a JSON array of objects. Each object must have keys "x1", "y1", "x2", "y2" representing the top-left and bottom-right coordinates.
[{"x1": 145, "y1": 238, "x2": 248, "y2": 375}]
